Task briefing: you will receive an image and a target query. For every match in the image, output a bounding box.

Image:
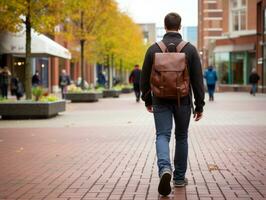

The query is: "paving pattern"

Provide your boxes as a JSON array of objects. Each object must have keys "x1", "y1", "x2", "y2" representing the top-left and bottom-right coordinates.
[{"x1": 0, "y1": 92, "x2": 265, "y2": 200}]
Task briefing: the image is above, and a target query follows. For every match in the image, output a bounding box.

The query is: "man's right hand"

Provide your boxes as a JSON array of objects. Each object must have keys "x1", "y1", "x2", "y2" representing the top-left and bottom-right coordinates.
[{"x1": 146, "y1": 105, "x2": 153, "y2": 113}]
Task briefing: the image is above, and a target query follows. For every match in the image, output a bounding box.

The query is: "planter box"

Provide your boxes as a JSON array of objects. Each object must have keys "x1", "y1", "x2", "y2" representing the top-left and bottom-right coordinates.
[
  {"x1": 103, "y1": 89, "x2": 121, "y2": 98},
  {"x1": 121, "y1": 88, "x2": 133, "y2": 93},
  {"x1": 0, "y1": 100, "x2": 66, "y2": 119},
  {"x1": 65, "y1": 92, "x2": 102, "y2": 102}
]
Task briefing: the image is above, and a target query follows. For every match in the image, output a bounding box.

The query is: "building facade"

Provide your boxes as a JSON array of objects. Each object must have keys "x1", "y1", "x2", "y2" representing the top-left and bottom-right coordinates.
[
  {"x1": 214, "y1": 0, "x2": 257, "y2": 90},
  {"x1": 198, "y1": 0, "x2": 223, "y2": 67},
  {"x1": 182, "y1": 26, "x2": 198, "y2": 47},
  {"x1": 198, "y1": 0, "x2": 264, "y2": 91},
  {"x1": 0, "y1": 29, "x2": 71, "y2": 93},
  {"x1": 257, "y1": 0, "x2": 266, "y2": 92},
  {"x1": 138, "y1": 23, "x2": 156, "y2": 45}
]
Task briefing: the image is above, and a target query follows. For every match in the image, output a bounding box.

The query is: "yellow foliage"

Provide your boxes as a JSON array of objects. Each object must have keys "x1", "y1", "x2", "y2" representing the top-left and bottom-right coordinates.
[
  {"x1": 1, "y1": 0, "x2": 147, "y2": 72},
  {"x1": 0, "y1": 0, "x2": 65, "y2": 34}
]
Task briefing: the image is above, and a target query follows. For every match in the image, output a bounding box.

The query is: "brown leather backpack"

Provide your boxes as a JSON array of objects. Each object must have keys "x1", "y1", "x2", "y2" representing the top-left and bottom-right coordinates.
[{"x1": 150, "y1": 40, "x2": 190, "y2": 105}]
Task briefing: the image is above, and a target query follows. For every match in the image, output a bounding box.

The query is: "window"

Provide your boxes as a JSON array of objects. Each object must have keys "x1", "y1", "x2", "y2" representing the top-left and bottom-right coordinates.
[
  {"x1": 231, "y1": 52, "x2": 244, "y2": 84},
  {"x1": 231, "y1": 0, "x2": 246, "y2": 31},
  {"x1": 215, "y1": 53, "x2": 230, "y2": 84}
]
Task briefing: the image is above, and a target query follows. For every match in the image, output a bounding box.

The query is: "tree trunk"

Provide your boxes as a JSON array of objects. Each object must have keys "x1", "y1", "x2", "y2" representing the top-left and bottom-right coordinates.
[
  {"x1": 119, "y1": 59, "x2": 123, "y2": 83},
  {"x1": 25, "y1": 0, "x2": 32, "y2": 99},
  {"x1": 110, "y1": 53, "x2": 114, "y2": 87}
]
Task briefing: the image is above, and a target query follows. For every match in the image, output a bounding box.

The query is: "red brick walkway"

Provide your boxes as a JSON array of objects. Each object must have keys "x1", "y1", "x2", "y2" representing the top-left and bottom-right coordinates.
[{"x1": 0, "y1": 92, "x2": 265, "y2": 200}]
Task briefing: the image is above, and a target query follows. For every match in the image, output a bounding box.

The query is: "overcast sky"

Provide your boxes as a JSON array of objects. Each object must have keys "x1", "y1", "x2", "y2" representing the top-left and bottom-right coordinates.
[{"x1": 115, "y1": 0, "x2": 198, "y2": 27}]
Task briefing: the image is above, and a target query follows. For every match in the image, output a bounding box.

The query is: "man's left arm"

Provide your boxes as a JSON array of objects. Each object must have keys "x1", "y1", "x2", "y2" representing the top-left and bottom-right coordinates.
[{"x1": 188, "y1": 46, "x2": 205, "y2": 117}]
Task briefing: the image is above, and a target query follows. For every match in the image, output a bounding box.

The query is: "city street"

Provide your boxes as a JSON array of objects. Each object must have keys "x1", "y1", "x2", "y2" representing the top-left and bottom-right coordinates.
[{"x1": 0, "y1": 92, "x2": 265, "y2": 200}]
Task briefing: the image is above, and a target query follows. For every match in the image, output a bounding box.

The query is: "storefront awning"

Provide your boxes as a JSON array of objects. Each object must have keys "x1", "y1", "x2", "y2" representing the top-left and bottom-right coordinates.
[
  {"x1": 0, "y1": 30, "x2": 71, "y2": 59},
  {"x1": 213, "y1": 44, "x2": 255, "y2": 53}
]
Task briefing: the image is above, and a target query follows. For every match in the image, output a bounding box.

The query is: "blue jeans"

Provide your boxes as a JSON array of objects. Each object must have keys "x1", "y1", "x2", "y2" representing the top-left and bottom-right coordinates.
[
  {"x1": 153, "y1": 104, "x2": 191, "y2": 181},
  {"x1": 251, "y1": 84, "x2": 257, "y2": 95},
  {"x1": 207, "y1": 84, "x2": 215, "y2": 98}
]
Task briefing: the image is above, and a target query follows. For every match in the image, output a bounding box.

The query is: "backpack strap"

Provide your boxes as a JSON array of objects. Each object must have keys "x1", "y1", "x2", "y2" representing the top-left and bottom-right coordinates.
[
  {"x1": 176, "y1": 41, "x2": 188, "y2": 52},
  {"x1": 156, "y1": 41, "x2": 167, "y2": 52}
]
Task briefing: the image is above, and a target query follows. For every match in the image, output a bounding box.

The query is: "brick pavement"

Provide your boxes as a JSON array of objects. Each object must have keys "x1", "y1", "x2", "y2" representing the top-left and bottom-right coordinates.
[{"x1": 0, "y1": 92, "x2": 265, "y2": 200}]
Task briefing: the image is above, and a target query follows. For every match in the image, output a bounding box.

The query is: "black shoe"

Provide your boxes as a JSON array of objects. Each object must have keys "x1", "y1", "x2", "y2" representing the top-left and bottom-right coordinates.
[
  {"x1": 173, "y1": 178, "x2": 188, "y2": 187},
  {"x1": 158, "y1": 170, "x2": 172, "y2": 196}
]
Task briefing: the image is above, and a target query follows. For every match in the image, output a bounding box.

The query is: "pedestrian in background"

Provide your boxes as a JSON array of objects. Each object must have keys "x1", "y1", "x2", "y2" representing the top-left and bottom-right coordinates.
[
  {"x1": 32, "y1": 70, "x2": 41, "y2": 87},
  {"x1": 0, "y1": 67, "x2": 11, "y2": 99},
  {"x1": 10, "y1": 76, "x2": 18, "y2": 96},
  {"x1": 129, "y1": 64, "x2": 141, "y2": 102},
  {"x1": 11, "y1": 76, "x2": 24, "y2": 100},
  {"x1": 59, "y1": 69, "x2": 70, "y2": 99},
  {"x1": 141, "y1": 12, "x2": 205, "y2": 196},
  {"x1": 204, "y1": 65, "x2": 217, "y2": 101},
  {"x1": 97, "y1": 71, "x2": 106, "y2": 87},
  {"x1": 249, "y1": 68, "x2": 260, "y2": 96}
]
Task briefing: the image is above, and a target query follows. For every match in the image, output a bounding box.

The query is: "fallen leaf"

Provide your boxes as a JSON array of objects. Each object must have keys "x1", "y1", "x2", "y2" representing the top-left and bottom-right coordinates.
[
  {"x1": 208, "y1": 164, "x2": 219, "y2": 171},
  {"x1": 16, "y1": 147, "x2": 24, "y2": 153}
]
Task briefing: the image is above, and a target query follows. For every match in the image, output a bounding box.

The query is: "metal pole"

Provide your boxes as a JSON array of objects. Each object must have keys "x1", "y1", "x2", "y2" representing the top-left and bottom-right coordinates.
[{"x1": 80, "y1": 11, "x2": 85, "y2": 89}]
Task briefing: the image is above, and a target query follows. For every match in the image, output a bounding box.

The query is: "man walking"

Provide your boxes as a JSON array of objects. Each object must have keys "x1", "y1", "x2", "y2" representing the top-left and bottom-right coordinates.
[
  {"x1": 204, "y1": 65, "x2": 217, "y2": 101},
  {"x1": 249, "y1": 68, "x2": 260, "y2": 96},
  {"x1": 129, "y1": 64, "x2": 142, "y2": 102},
  {"x1": 141, "y1": 12, "x2": 205, "y2": 196},
  {"x1": 59, "y1": 69, "x2": 71, "y2": 99},
  {"x1": 32, "y1": 70, "x2": 41, "y2": 87}
]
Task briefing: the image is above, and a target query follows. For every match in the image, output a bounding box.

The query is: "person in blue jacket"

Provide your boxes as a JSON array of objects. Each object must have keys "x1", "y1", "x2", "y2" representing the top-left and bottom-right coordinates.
[{"x1": 204, "y1": 65, "x2": 217, "y2": 101}]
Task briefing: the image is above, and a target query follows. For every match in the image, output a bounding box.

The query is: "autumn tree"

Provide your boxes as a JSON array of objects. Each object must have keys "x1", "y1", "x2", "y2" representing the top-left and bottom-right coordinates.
[
  {"x1": 63, "y1": 0, "x2": 116, "y2": 88},
  {"x1": 95, "y1": 10, "x2": 146, "y2": 85},
  {"x1": 0, "y1": 0, "x2": 64, "y2": 99}
]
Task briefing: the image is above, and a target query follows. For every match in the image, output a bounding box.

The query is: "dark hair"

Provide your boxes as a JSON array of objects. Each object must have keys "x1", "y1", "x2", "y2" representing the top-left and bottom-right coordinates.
[{"x1": 164, "y1": 12, "x2": 181, "y2": 31}]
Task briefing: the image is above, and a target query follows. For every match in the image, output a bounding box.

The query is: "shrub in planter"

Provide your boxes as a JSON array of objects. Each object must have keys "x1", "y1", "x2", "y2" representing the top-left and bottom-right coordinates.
[
  {"x1": 120, "y1": 84, "x2": 133, "y2": 93},
  {"x1": 32, "y1": 86, "x2": 44, "y2": 101},
  {"x1": 0, "y1": 88, "x2": 65, "y2": 119},
  {"x1": 65, "y1": 85, "x2": 103, "y2": 102}
]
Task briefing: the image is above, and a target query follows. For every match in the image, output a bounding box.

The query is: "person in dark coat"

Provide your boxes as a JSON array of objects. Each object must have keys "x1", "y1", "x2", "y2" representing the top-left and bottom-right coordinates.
[
  {"x1": 204, "y1": 66, "x2": 217, "y2": 101},
  {"x1": 0, "y1": 67, "x2": 11, "y2": 99},
  {"x1": 249, "y1": 68, "x2": 260, "y2": 96},
  {"x1": 129, "y1": 64, "x2": 142, "y2": 102},
  {"x1": 59, "y1": 69, "x2": 71, "y2": 99},
  {"x1": 10, "y1": 76, "x2": 18, "y2": 96},
  {"x1": 97, "y1": 71, "x2": 106, "y2": 87},
  {"x1": 10, "y1": 76, "x2": 24, "y2": 100},
  {"x1": 32, "y1": 71, "x2": 41, "y2": 87},
  {"x1": 140, "y1": 12, "x2": 205, "y2": 196}
]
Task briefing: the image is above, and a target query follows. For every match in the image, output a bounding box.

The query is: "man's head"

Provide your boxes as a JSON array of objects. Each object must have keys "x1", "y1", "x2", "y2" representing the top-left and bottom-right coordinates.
[
  {"x1": 134, "y1": 64, "x2": 139, "y2": 69},
  {"x1": 164, "y1": 12, "x2": 181, "y2": 31},
  {"x1": 61, "y1": 69, "x2": 66, "y2": 74}
]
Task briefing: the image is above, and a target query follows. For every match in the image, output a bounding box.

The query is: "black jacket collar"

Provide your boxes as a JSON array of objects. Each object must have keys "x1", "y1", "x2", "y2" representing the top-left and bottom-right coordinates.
[{"x1": 163, "y1": 32, "x2": 182, "y2": 39}]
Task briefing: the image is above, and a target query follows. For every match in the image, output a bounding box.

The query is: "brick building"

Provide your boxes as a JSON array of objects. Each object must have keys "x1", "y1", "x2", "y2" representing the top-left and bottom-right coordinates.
[
  {"x1": 198, "y1": 0, "x2": 264, "y2": 91},
  {"x1": 0, "y1": 29, "x2": 71, "y2": 93},
  {"x1": 51, "y1": 27, "x2": 96, "y2": 92},
  {"x1": 256, "y1": 0, "x2": 266, "y2": 92},
  {"x1": 198, "y1": 0, "x2": 223, "y2": 67}
]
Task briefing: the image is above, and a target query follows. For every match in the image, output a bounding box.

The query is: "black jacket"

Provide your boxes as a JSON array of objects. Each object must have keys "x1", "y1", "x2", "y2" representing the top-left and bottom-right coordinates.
[
  {"x1": 129, "y1": 68, "x2": 141, "y2": 84},
  {"x1": 249, "y1": 73, "x2": 260, "y2": 84},
  {"x1": 140, "y1": 32, "x2": 205, "y2": 113}
]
